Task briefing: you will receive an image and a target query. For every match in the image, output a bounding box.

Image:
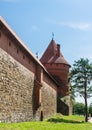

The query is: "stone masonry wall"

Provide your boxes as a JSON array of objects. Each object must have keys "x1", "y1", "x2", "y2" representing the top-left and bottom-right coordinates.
[
  {"x1": 0, "y1": 48, "x2": 34, "y2": 122},
  {"x1": 0, "y1": 25, "x2": 57, "y2": 123},
  {"x1": 42, "y1": 72, "x2": 57, "y2": 119},
  {"x1": 0, "y1": 48, "x2": 57, "y2": 122},
  {"x1": 42, "y1": 82, "x2": 57, "y2": 119},
  {"x1": 31, "y1": 73, "x2": 57, "y2": 121}
]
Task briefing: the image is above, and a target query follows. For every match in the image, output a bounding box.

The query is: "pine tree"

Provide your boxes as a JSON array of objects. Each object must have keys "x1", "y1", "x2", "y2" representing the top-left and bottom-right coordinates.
[{"x1": 71, "y1": 58, "x2": 92, "y2": 122}]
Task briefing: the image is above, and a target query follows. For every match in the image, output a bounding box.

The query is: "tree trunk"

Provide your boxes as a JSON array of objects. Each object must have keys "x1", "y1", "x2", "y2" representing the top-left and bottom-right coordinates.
[{"x1": 84, "y1": 80, "x2": 88, "y2": 122}]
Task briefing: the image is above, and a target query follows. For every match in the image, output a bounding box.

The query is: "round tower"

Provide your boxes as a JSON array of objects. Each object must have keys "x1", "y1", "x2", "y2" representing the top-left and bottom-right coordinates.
[{"x1": 40, "y1": 39, "x2": 71, "y2": 97}]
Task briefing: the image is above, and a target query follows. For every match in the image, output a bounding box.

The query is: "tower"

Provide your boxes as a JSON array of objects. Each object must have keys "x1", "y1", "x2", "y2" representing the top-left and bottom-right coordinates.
[
  {"x1": 40, "y1": 39, "x2": 71, "y2": 96},
  {"x1": 40, "y1": 39, "x2": 71, "y2": 115}
]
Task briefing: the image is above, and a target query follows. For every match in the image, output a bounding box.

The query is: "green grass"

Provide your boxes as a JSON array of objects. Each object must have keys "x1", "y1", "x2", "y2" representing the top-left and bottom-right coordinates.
[{"x1": 0, "y1": 114, "x2": 92, "y2": 130}]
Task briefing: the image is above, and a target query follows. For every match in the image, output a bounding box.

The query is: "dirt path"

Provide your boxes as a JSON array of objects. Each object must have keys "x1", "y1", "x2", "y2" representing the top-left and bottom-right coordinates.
[{"x1": 88, "y1": 117, "x2": 92, "y2": 123}]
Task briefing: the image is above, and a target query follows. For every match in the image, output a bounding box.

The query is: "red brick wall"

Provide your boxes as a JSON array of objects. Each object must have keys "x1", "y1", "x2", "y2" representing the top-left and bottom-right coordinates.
[
  {"x1": 0, "y1": 30, "x2": 35, "y2": 73},
  {"x1": 44, "y1": 63, "x2": 70, "y2": 95},
  {"x1": 43, "y1": 71, "x2": 57, "y2": 91},
  {"x1": 44, "y1": 63, "x2": 69, "y2": 81}
]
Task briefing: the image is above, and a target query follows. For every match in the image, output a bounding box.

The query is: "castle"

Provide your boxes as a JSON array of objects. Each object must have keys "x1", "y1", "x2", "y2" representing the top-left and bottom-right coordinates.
[{"x1": 0, "y1": 16, "x2": 71, "y2": 123}]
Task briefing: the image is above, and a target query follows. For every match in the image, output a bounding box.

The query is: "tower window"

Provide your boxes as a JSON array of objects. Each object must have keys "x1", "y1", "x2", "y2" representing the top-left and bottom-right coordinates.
[
  {"x1": 17, "y1": 49, "x2": 19, "y2": 54},
  {"x1": 23, "y1": 55, "x2": 25, "y2": 59},
  {"x1": 0, "y1": 31, "x2": 1, "y2": 38},
  {"x1": 9, "y1": 41, "x2": 11, "y2": 46}
]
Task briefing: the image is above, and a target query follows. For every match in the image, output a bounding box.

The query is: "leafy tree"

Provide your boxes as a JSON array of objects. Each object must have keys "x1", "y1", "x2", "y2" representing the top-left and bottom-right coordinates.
[
  {"x1": 71, "y1": 58, "x2": 92, "y2": 122},
  {"x1": 70, "y1": 83, "x2": 76, "y2": 104},
  {"x1": 89, "y1": 103, "x2": 92, "y2": 117},
  {"x1": 73, "y1": 102, "x2": 85, "y2": 115}
]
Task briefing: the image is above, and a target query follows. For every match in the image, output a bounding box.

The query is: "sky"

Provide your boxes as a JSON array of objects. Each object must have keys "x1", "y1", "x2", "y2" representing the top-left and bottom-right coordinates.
[{"x1": 0, "y1": 0, "x2": 92, "y2": 104}]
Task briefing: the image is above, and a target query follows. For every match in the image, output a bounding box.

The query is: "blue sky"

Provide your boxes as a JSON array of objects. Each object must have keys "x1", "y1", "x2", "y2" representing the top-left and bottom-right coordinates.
[
  {"x1": 0, "y1": 0, "x2": 92, "y2": 65},
  {"x1": 0, "y1": 0, "x2": 92, "y2": 104}
]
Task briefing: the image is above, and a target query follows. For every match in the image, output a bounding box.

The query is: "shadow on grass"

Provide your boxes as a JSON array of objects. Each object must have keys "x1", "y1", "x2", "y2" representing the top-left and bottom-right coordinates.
[{"x1": 47, "y1": 117, "x2": 84, "y2": 124}]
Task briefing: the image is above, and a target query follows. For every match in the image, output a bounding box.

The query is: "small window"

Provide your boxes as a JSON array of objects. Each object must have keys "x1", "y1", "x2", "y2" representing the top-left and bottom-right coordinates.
[
  {"x1": 23, "y1": 55, "x2": 25, "y2": 59},
  {"x1": 9, "y1": 41, "x2": 11, "y2": 46},
  {"x1": 17, "y1": 49, "x2": 19, "y2": 54},
  {"x1": 0, "y1": 31, "x2": 1, "y2": 38},
  {"x1": 64, "y1": 65, "x2": 66, "y2": 67}
]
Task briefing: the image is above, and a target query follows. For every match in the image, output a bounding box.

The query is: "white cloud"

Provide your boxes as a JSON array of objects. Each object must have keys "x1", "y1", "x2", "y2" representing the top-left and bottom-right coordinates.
[
  {"x1": 68, "y1": 23, "x2": 90, "y2": 30},
  {"x1": 46, "y1": 19, "x2": 92, "y2": 31},
  {"x1": 58, "y1": 22, "x2": 92, "y2": 31}
]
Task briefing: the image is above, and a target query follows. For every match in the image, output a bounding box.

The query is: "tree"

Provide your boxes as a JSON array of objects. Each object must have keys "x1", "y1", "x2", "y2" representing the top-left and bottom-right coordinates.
[
  {"x1": 71, "y1": 58, "x2": 92, "y2": 122},
  {"x1": 73, "y1": 102, "x2": 85, "y2": 115},
  {"x1": 70, "y1": 83, "x2": 76, "y2": 105},
  {"x1": 89, "y1": 103, "x2": 92, "y2": 117}
]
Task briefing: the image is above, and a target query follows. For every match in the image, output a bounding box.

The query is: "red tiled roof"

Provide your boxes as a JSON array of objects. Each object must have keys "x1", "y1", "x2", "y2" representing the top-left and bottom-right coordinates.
[
  {"x1": 40, "y1": 39, "x2": 56, "y2": 63},
  {"x1": 40, "y1": 39, "x2": 70, "y2": 66}
]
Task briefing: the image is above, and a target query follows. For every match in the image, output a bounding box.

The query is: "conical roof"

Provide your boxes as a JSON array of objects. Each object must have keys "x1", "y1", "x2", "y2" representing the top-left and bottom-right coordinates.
[{"x1": 40, "y1": 39, "x2": 70, "y2": 66}]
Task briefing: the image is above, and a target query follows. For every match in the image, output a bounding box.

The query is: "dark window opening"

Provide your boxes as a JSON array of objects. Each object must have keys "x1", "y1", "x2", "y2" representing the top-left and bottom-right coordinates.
[
  {"x1": 23, "y1": 55, "x2": 25, "y2": 59},
  {"x1": 9, "y1": 41, "x2": 11, "y2": 46},
  {"x1": 0, "y1": 32, "x2": 1, "y2": 38},
  {"x1": 64, "y1": 65, "x2": 66, "y2": 67},
  {"x1": 40, "y1": 111, "x2": 43, "y2": 121},
  {"x1": 17, "y1": 49, "x2": 19, "y2": 54}
]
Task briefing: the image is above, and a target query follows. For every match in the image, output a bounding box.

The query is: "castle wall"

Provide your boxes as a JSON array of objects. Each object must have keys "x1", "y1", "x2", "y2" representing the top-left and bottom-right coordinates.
[
  {"x1": 42, "y1": 72, "x2": 57, "y2": 119},
  {"x1": 32, "y1": 73, "x2": 57, "y2": 121},
  {"x1": 0, "y1": 48, "x2": 34, "y2": 122},
  {"x1": 0, "y1": 28, "x2": 57, "y2": 122},
  {"x1": 0, "y1": 30, "x2": 36, "y2": 73}
]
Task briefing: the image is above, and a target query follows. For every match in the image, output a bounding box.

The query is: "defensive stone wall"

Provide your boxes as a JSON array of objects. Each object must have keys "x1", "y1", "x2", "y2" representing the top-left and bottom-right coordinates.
[
  {"x1": 42, "y1": 82, "x2": 57, "y2": 119},
  {"x1": 0, "y1": 48, "x2": 57, "y2": 122},
  {"x1": 42, "y1": 72, "x2": 57, "y2": 119},
  {"x1": 0, "y1": 17, "x2": 58, "y2": 122},
  {"x1": 0, "y1": 48, "x2": 34, "y2": 122}
]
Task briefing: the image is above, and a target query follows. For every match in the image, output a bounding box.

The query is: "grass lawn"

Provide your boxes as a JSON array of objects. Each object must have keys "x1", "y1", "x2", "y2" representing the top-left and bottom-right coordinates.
[{"x1": 0, "y1": 114, "x2": 92, "y2": 130}]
